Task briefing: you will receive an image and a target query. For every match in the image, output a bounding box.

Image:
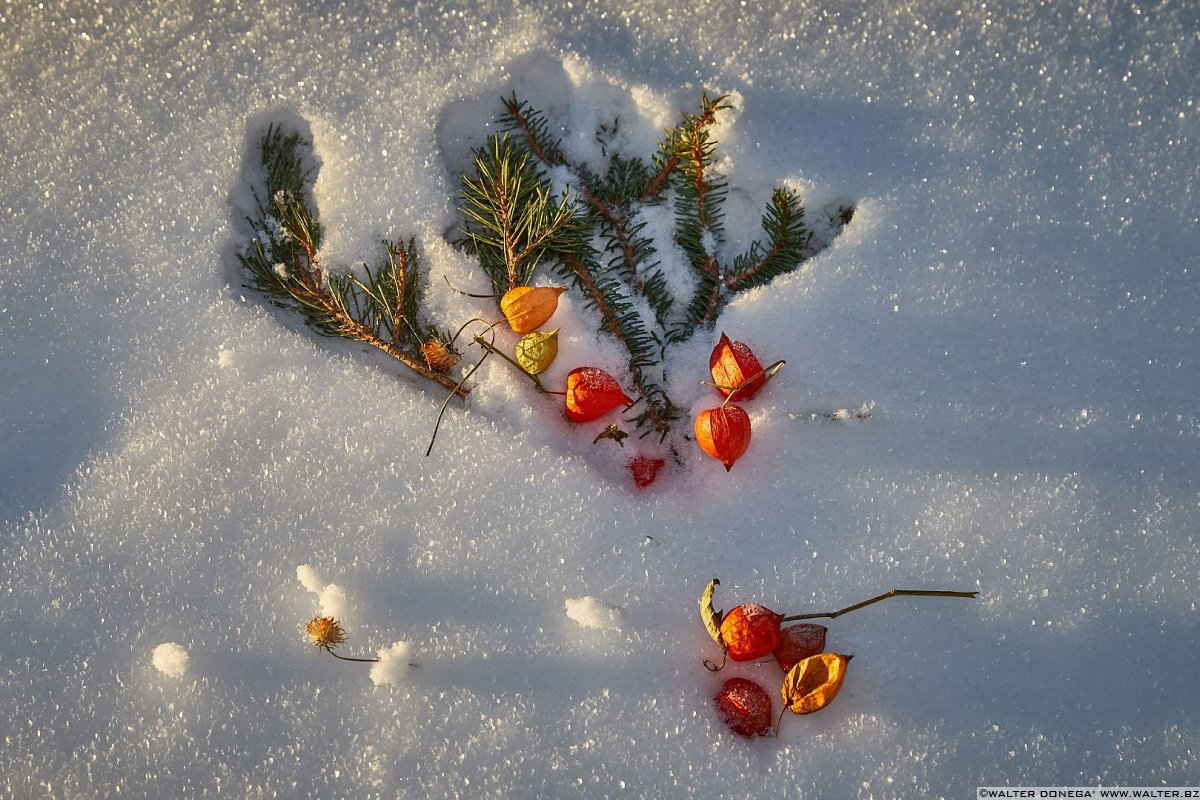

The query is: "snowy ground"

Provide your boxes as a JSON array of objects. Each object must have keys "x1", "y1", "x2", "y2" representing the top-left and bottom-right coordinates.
[{"x1": 2, "y1": 1, "x2": 1198, "y2": 798}]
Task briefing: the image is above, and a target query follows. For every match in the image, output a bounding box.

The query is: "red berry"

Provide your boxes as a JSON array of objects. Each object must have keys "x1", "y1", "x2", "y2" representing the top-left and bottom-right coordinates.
[
  {"x1": 628, "y1": 456, "x2": 666, "y2": 488},
  {"x1": 772, "y1": 623, "x2": 828, "y2": 672},
  {"x1": 714, "y1": 677, "x2": 773, "y2": 738},
  {"x1": 718, "y1": 604, "x2": 784, "y2": 662}
]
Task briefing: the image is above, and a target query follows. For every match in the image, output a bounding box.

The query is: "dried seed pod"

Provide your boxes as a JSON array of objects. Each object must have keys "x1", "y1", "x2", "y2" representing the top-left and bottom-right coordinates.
[
  {"x1": 772, "y1": 624, "x2": 828, "y2": 672},
  {"x1": 695, "y1": 405, "x2": 752, "y2": 471},
  {"x1": 781, "y1": 653, "x2": 851, "y2": 716},
  {"x1": 565, "y1": 367, "x2": 632, "y2": 423},
  {"x1": 421, "y1": 337, "x2": 460, "y2": 372},
  {"x1": 501, "y1": 286, "x2": 566, "y2": 334},
  {"x1": 718, "y1": 603, "x2": 784, "y2": 662},
  {"x1": 305, "y1": 617, "x2": 348, "y2": 651},
  {"x1": 714, "y1": 677, "x2": 774, "y2": 738},
  {"x1": 515, "y1": 329, "x2": 559, "y2": 374},
  {"x1": 710, "y1": 332, "x2": 767, "y2": 401}
]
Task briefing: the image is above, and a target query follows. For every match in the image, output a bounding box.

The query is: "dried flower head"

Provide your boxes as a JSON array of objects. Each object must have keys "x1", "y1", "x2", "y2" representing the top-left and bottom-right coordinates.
[
  {"x1": 306, "y1": 616, "x2": 348, "y2": 651},
  {"x1": 421, "y1": 337, "x2": 460, "y2": 372}
]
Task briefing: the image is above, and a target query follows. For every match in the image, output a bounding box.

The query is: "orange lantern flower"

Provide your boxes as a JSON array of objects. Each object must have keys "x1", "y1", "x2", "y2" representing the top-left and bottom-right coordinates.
[
  {"x1": 718, "y1": 603, "x2": 785, "y2": 661},
  {"x1": 709, "y1": 332, "x2": 767, "y2": 401},
  {"x1": 565, "y1": 367, "x2": 632, "y2": 423},
  {"x1": 500, "y1": 286, "x2": 566, "y2": 334},
  {"x1": 781, "y1": 653, "x2": 851, "y2": 716},
  {"x1": 695, "y1": 405, "x2": 752, "y2": 471}
]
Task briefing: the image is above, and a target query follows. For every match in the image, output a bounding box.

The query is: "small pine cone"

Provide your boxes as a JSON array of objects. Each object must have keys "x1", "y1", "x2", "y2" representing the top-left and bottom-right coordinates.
[{"x1": 421, "y1": 338, "x2": 460, "y2": 372}]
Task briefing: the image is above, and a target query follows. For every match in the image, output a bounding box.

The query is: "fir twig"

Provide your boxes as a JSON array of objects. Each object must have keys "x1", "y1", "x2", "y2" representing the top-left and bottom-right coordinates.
[
  {"x1": 724, "y1": 188, "x2": 809, "y2": 292},
  {"x1": 458, "y1": 134, "x2": 575, "y2": 295},
  {"x1": 462, "y1": 91, "x2": 844, "y2": 440},
  {"x1": 239, "y1": 124, "x2": 466, "y2": 397}
]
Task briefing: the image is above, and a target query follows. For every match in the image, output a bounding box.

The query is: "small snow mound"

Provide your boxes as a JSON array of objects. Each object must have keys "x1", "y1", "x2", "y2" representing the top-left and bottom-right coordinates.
[
  {"x1": 318, "y1": 583, "x2": 348, "y2": 618},
  {"x1": 565, "y1": 596, "x2": 625, "y2": 632},
  {"x1": 296, "y1": 564, "x2": 326, "y2": 594},
  {"x1": 216, "y1": 349, "x2": 236, "y2": 368},
  {"x1": 369, "y1": 641, "x2": 413, "y2": 687},
  {"x1": 151, "y1": 642, "x2": 190, "y2": 678}
]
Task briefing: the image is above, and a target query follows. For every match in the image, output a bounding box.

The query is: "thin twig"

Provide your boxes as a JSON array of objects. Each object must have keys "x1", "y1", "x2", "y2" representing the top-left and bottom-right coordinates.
[
  {"x1": 781, "y1": 589, "x2": 979, "y2": 622},
  {"x1": 327, "y1": 650, "x2": 380, "y2": 663}
]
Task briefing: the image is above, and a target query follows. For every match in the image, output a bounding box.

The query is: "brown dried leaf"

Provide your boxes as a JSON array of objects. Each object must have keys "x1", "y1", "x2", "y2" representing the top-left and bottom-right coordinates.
[{"x1": 781, "y1": 653, "x2": 850, "y2": 715}]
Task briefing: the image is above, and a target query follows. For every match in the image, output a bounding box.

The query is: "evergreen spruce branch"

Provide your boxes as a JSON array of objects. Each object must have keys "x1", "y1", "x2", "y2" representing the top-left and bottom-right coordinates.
[
  {"x1": 643, "y1": 96, "x2": 725, "y2": 203},
  {"x1": 666, "y1": 94, "x2": 734, "y2": 339},
  {"x1": 554, "y1": 241, "x2": 677, "y2": 436},
  {"x1": 723, "y1": 188, "x2": 811, "y2": 292},
  {"x1": 239, "y1": 125, "x2": 466, "y2": 397},
  {"x1": 500, "y1": 94, "x2": 568, "y2": 167},
  {"x1": 671, "y1": 257, "x2": 726, "y2": 342},
  {"x1": 459, "y1": 135, "x2": 575, "y2": 295},
  {"x1": 351, "y1": 239, "x2": 427, "y2": 349}
]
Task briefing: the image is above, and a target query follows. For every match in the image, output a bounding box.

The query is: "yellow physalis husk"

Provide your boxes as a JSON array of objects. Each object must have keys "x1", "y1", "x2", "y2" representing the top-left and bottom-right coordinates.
[
  {"x1": 515, "y1": 329, "x2": 559, "y2": 374},
  {"x1": 501, "y1": 286, "x2": 565, "y2": 334},
  {"x1": 421, "y1": 337, "x2": 460, "y2": 372},
  {"x1": 781, "y1": 652, "x2": 850, "y2": 715},
  {"x1": 306, "y1": 616, "x2": 348, "y2": 651}
]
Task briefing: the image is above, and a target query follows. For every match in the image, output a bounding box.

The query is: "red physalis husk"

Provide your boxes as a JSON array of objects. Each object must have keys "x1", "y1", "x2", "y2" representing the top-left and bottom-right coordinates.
[
  {"x1": 565, "y1": 367, "x2": 632, "y2": 422},
  {"x1": 772, "y1": 623, "x2": 828, "y2": 672},
  {"x1": 628, "y1": 455, "x2": 666, "y2": 488},
  {"x1": 710, "y1": 332, "x2": 768, "y2": 401},
  {"x1": 718, "y1": 603, "x2": 784, "y2": 662},
  {"x1": 714, "y1": 677, "x2": 774, "y2": 738},
  {"x1": 695, "y1": 405, "x2": 752, "y2": 471},
  {"x1": 500, "y1": 286, "x2": 566, "y2": 334}
]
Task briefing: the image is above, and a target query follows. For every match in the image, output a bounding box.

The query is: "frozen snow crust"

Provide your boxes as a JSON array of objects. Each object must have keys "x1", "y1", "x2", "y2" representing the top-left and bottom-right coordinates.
[{"x1": 2, "y1": 1, "x2": 1198, "y2": 797}]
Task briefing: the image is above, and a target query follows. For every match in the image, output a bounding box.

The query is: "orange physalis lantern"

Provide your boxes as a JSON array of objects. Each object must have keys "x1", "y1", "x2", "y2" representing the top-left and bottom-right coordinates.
[
  {"x1": 781, "y1": 653, "x2": 851, "y2": 716},
  {"x1": 709, "y1": 332, "x2": 767, "y2": 401},
  {"x1": 500, "y1": 286, "x2": 566, "y2": 334},
  {"x1": 718, "y1": 603, "x2": 784, "y2": 662},
  {"x1": 565, "y1": 367, "x2": 632, "y2": 423},
  {"x1": 695, "y1": 405, "x2": 752, "y2": 471}
]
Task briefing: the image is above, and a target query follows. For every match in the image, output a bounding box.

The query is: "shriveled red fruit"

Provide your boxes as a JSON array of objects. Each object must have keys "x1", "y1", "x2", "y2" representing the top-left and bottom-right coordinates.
[
  {"x1": 714, "y1": 677, "x2": 773, "y2": 738},
  {"x1": 710, "y1": 332, "x2": 767, "y2": 401},
  {"x1": 628, "y1": 455, "x2": 666, "y2": 488},
  {"x1": 695, "y1": 405, "x2": 752, "y2": 471},
  {"x1": 772, "y1": 623, "x2": 828, "y2": 672},
  {"x1": 718, "y1": 604, "x2": 784, "y2": 662},
  {"x1": 565, "y1": 367, "x2": 632, "y2": 423}
]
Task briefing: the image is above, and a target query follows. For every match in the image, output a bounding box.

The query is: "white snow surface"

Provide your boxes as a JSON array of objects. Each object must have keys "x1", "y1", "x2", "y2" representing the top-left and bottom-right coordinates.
[
  {"x1": 2, "y1": 1, "x2": 1198, "y2": 798},
  {"x1": 565, "y1": 596, "x2": 627, "y2": 632},
  {"x1": 151, "y1": 642, "x2": 191, "y2": 679}
]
